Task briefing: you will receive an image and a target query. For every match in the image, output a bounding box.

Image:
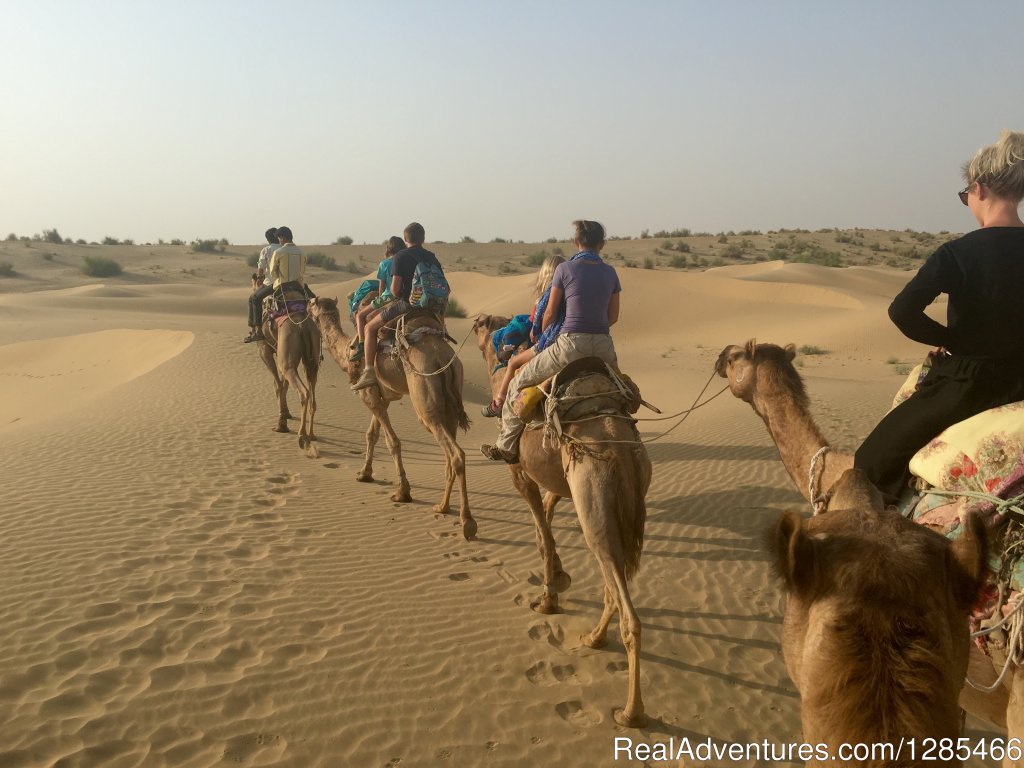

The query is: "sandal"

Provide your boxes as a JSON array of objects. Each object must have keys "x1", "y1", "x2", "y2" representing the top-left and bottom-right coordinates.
[
  {"x1": 480, "y1": 399, "x2": 504, "y2": 418},
  {"x1": 348, "y1": 343, "x2": 364, "y2": 362}
]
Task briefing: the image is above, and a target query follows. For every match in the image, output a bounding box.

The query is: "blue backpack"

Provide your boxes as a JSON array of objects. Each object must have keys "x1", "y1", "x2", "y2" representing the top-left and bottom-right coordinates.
[
  {"x1": 410, "y1": 258, "x2": 450, "y2": 308},
  {"x1": 348, "y1": 279, "x2": 378, "y2": 314}
]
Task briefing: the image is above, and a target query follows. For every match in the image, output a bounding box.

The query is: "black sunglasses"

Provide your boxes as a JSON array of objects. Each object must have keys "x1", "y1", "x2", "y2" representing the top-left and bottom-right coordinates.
[{"x1": 958, "y1": 186, "x2": 970, "y2": 206}]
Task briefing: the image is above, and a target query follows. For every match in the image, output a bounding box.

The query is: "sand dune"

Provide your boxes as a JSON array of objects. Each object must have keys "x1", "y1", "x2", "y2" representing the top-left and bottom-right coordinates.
[{"x1": 0, "y1": 254, "x2": 1000, "y2": 767}]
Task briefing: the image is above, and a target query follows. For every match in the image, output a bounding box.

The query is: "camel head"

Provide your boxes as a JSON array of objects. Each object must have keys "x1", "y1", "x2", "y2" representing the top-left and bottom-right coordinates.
[
  {"x1": 308, "y1": 296, "x2": 339, "y2": 323},
  {"x1": 471, "y1": 313, "x2": 510, "y2": 354},
  {"x1": 768, "y1": 469, "x2": 988, "y2": 749},
  {"x1": 715, "y1": 340, "x2": 801, "y2": 405}
]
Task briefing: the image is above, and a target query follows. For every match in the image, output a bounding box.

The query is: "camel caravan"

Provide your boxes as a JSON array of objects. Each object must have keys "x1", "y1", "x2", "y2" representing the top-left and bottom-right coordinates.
[{"x1": 247, "y1": 142, "x2": 1024, "y2": 768}]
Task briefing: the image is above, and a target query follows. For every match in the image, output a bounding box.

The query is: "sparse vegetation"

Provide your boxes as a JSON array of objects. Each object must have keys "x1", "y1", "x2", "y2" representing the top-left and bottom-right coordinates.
[
  {"x1": 306, "y1": 251, "x2": 339, "y2": 271},
  {"x1": 82, "y1": 256, "x2": 123, "y2": 277},
  {"x1": 0, "y1": 262, "x2": 15, "y2": 277},
  {"x1": 459, "y1": 236, "x2": 476, "y2": 244},
  {"x1": 42, "y1": 228, "x2": 63, "y2": 244},
  {"x1": 445, "y1": 297, "x2": 467, "y2": 318},
  {"x1": 798, "y1": 345, "x2": 827, "y2": 356},
  {"x1": 246, "y1": 253, "x2": 259, "y2": 268},
  {"x1": 191, "y1": 238, "x2": 229, "y2": 253},
  {"x1": 524, "y1": 251, "x2": 548, "y2": 267},
  {"x1": 5, "y1": 233, "x2": 17, "y2": 242},
  {"x1": 334, "y1": 236, "x2": 354, "y2": 246},
  {"x1": 101, "y1": 236, "x2": 122, "y2": 245}
]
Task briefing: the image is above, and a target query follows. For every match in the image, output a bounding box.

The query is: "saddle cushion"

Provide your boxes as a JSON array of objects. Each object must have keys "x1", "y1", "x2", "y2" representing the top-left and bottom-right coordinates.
[
  {"x1": 511, "y1": 357, "x2": 641, "y2": 422},
  {"x1": 895, "y1": 363, "x2": 1024, "y2": 494}
]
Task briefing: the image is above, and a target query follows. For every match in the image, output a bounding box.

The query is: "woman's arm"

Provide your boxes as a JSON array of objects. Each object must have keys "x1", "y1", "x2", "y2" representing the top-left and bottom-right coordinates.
[
  {"x1": 888, "y1": 250, "x2": 953, "y2": 348},
  {"x1": 607, "y1": 291, "x2": 620, "y2": 327}
]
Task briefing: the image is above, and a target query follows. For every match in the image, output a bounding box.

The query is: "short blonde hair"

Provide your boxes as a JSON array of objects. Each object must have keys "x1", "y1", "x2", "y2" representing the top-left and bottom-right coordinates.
[
  {"x1": 963, "y1": 129, "x2": 1024, "y2": 202},
  {"x1": 534, "y1": 252, "x2": 566, "y2": 297}
]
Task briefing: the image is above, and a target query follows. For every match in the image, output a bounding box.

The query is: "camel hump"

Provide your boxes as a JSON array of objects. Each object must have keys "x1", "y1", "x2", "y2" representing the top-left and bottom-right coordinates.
[{"x1": 828, "y1": 469, "x2": 885, "y2": 513}]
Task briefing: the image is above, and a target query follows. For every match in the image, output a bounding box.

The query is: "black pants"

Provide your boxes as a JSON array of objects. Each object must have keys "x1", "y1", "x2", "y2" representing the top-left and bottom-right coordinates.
[
  {"x1": 855, "y1": 354, "x2": 1024, "y2": 504},
  {"x1": 249, "y1": 285, "x2": 274, "y2": 327}
]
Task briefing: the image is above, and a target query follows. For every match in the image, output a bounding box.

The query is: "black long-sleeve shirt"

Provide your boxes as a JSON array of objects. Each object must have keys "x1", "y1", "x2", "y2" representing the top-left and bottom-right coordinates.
[{"x1": 888, "y1": 227, "x2": 1024, "y2": 360}]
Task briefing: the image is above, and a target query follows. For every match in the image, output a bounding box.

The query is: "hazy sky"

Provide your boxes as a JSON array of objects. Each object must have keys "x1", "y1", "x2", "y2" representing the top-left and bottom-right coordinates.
[{"x1": 4, "y1": 0, "x2": 1023, "y2": 245}]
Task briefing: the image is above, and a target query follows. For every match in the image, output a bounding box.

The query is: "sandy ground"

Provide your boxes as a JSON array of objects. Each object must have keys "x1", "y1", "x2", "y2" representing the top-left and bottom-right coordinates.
[{"x1": 0, "y1": 249, "x2": 1002, "y2": 767}]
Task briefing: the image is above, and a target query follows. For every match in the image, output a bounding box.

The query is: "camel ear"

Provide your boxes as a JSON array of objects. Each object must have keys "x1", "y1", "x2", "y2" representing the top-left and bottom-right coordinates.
[
  {"x1": 948, "y1": 512, "x2": 988, "y2": 613},
  {"x1": 473, "y1": 313, "x2": 490, "y2": 329},
  {"x1": 784, "y1": 343, "x2": 797, "y2": 361},
  {"x1": 744, "y1": 338, "x2": 757, "y2": 358},
  {"x1": 768, "y1": 512, "x2": 817, "y2": 597}
]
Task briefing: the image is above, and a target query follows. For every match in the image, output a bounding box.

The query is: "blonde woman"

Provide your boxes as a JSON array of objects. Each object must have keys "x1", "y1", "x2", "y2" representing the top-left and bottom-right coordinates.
[
  {"x1": 482, "y1": 252, "x2": 566, "y2": 416},
  {"x1": 855, "y1": 129, "x2": 1024, "y2": 503}
]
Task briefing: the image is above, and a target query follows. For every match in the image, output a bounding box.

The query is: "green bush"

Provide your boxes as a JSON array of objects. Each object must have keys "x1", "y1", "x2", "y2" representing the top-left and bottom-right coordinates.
[
  {"x1": 668, "y1": 254, "x2": 688, "y2": 268},
  {"x1": 43, "y1": 228, "x2": 63, "y2": 244},
  {"x1": 334, "y1": 236, "x2": 354, "y2": 245},
  {"x1": 246, "y1": 253, "x2": 259, "y2": 268},
  {"x1": 102, "y1": 236, "x2": 121, "y2": 245},
  {"x1": 798, "y1": 345, "x2": 826, "y2": 356},
  {"x1": 82, "y1": 256, "x2": 123, "y2": 277},
  {"x1": 306, "y1": 251, "x2": 339, "y2": 271},
  {"x1": 0, "y1": 262, "x2": 15, "y2": 277},
  {"x1": 5, "y1": 233, "x2": 16, "y2": 242},
  {"x1": 191, "y1": 238, "x2": 226, "y2": 253},
  {"x1": 459, "y1": 235, "x2": 476, "y2": 243},
  {"x1": 523, "y1": 251, "x2": 548, "y2": 267},
  {"x1": 446, "y1": 297, "x2": 467, "y2": 318},
  {"x1": 643, "y1": 257, "x2": 655, "y2": 269}
]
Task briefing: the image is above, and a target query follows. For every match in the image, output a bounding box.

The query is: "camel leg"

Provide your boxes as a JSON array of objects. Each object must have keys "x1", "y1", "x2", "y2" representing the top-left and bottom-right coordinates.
[
  {"x1": 427, "y1": 424, "x2": 475, "y2": 539},
  {"x1": 510, "y1": 466, "x2": 563, "y2": 613},
  {"x1": 357, "y1": 415, "x2": 380, "y2": 482},
  {"x1": 374, "y1": 407, "x2": 412, "y2": 503},
  {"x1": 569, "y1": 463, "x2": 646, "y2": 728},
  {"x1": 582, "y1": 585, "x2": 617, "y2": 649},
  {"x1": 542, "y1": 492, "x2": 570, "y2": 592},
  {"x1": 262, "y1": 346, "x2": 291, "y2": 432}
]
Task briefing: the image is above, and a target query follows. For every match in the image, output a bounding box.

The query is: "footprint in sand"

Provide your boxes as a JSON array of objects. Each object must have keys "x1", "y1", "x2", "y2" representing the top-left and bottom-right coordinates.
[
  {"x1": 606, "y1": 660, "x2": 628, "y2": 674},
  {"x1": 429, "y1": 531, "x2": 459, "y2": 541},
  {"x1": 442, "y1": 552, "x2": 461, "y2": 560},
  {"x1": 525, "y1": 661, "x2": 578, "y2": 686},
  {"x1": 470, "y1": 555, "x2": 488, "y2": 563},
  {"x1": 448, "y1": 572, "x2": 470, "y2": 582},
  {"x1": 496, "y1": 569, "x2": 519, "y2": 585},
  {"x1": 322, "y1": 462, "x2": 339, "y2": 469},
  {"x1": 527, "y1": 620, "x2": 565, "y2": 649},
  {"x1": 555, "y1": 700, "x2": 602, "y2": 727}
]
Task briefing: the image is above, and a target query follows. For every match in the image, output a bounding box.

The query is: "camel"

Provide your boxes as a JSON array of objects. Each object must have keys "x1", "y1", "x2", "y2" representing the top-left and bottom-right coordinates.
[
  {"x1": 254, "y1": 293, "x2": 320, "y2": 458},
  {"x1": 309, "y1": 297, "x2": 476, "y2": 540},
  {"x1": 771, "y1": 468, "x2": 986, "y2": 765},
  {"x1": 473, "y1": 314, "x2": 652, "y2": 728},
  {"x1": 717, "y1": 340, "x2": 1022, "y2": 763}
]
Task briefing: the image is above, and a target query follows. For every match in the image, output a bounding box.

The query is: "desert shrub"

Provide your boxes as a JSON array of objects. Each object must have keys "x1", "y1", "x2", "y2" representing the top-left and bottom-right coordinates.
[
  {"x1": 170, "y1": 238, "x2": 185, "y2": 246},
  {"x1": 5, "y1": 233, "x2": 16, "y2": 241},
  {"x1": 545, "y1": 236, "x2": 559, "y2": 243},
  {"x1": 334, "y1": 236, "x2": 354, "y2": 245},
  {"x1": 43, "y1": 228, "x2": 63, "y2": 244},
  {"x1": 42, "y1": 252, "x2": 55, "y2": 261},
  {"x1": 459, "y1": 235, "x2": 476, "y2": 244},
  {"x1": 722, "y1": 243, "x2": 744, "y2": 258},
  {"x1": 191, "y1": 238, "x2": 226, "y2": 253},
  {"x1": 674, "y1": 242, "x2": 691, "y2": 253},
  {"x1": 643, "y1": 258, "x2": 655, "y2": 269},
  {"x1": 445, "y1": 297, "x2": 467, "y2": 318},
  {"x1": 306, "y1": 251, "x2": 339, "y2": 271},
  {"x1": 717, "y1": 234, "x2": 728, "y2": 243},
  {"x1": 102, "y1": 236, "x2": 121, "y2": 245},
  {"x1": 499, "y1": 263, "x2": 518, "y2": 274},
  {"x1": 246, "y1": 253, "x2": 259, "y2": 267},
  {"x1": 490, "y1": 237, "x2": 508, "y2": 243},
  {"x1": 524, "y1": 251, "x2": 548, "y2": 267},
  {"x1": 75, "y1": 238, "x2": 86, "y2": 244},
  {"x1": 799, "y1": 345, "x2": 826, "y2": 355},
  {"x1": 668, "y1": 254, "x2": 688, "y2": 268},
  {"x1": 82, "y1": 256, "x2": 123, "y2": 277},
  {"x1": 0, "y1": 262, "x2": 14, "y2": 277}
]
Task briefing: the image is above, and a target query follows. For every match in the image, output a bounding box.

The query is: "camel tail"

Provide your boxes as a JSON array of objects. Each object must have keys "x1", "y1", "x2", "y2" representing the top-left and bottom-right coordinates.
[
  {"x1": 611, "y1": 444, "x2": 649, "y2": 581},
  {"x1": 445, "y1": 356, "x2": 471, "y2": 433}
]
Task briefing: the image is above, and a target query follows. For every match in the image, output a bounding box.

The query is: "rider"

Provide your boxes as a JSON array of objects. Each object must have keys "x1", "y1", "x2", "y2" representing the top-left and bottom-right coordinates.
[
  {"x1": 244, "y1": 227, "x2": 279, "y2": 343},
  {"x1": 855, "y1": 129, "x2": 1024, "y2": 504},
  {"x1": 351, "y1": 222, "x2": 443, "y2": 391},
  {"x1": 350, "y1": 235, "x2": 405, "y2": 362},
  {"x1": 482, "y1": 220, "x2": 620, "y2": 462}
]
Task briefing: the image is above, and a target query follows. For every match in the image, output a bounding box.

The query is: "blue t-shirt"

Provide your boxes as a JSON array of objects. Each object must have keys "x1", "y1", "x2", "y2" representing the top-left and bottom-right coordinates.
[
  {"x1": 376, "y1": 258, "x2": 395, "y2": 297},
  {"x1": 533, "y1": 287, "x2": 565, "y2": 351},
  {"x1": 551, "y1": 252, "x2": 620, "y2": 335}
]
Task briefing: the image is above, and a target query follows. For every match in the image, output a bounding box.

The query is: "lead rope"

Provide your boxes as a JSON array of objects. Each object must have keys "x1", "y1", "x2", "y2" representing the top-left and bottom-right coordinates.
[{"x1": 809, "y1": 445, "x2": 831, "y2": 515}]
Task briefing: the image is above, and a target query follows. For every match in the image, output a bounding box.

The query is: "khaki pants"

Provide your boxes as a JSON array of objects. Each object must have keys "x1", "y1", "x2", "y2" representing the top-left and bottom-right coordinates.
[{"x1": 495, "y1": 333, "x2": 617, "y2": 453}]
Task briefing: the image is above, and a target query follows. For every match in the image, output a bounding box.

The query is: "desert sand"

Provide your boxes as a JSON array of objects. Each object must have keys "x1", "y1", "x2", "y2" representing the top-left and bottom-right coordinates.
[{"x1": 0, "y1": 242, "x2": 1002, "y2": 767}]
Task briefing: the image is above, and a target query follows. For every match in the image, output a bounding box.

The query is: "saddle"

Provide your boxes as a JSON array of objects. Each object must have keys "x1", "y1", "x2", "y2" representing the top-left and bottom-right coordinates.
[
  {"x1": 260, "y1": 283, "x2": 312, "y2": 348},
  {"x1": 378, "y1": 308, "x2": 451, "y2": 356},
  {"x1": 512, "y1": 357, "x2": 642, "y2": 424}
]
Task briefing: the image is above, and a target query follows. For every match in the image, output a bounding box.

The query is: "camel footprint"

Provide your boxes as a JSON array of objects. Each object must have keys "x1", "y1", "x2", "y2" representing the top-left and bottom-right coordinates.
[
  {"x1": 555, "y1": 700, "x2": 602, "y2": 727},
  {"x1": 527, "y1": 620, "x2": 565, "y2": 650},
  {"x1": 526, "y1": 661, "x2": 579, "y2": 686},
  {"x1": 448, "y1": 573, "x2": 470, "y2": 582}
]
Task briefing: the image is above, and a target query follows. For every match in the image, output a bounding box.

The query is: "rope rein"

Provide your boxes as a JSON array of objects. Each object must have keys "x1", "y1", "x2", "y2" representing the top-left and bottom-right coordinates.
[{"x1": 808, "y1": 445, "x2": 831, "y2": 515}]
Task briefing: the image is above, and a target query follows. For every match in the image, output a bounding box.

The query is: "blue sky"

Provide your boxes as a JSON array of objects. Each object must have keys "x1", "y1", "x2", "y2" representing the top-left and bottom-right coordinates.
[{"x1": 3, "y1": 0, "x2": 1023, "y2": 245}]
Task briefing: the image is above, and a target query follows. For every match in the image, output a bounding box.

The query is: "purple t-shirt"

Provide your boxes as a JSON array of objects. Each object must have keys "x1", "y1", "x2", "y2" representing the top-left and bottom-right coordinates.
[{"x1": 551, "y1": 255, "x2": 621, "y2": 335}]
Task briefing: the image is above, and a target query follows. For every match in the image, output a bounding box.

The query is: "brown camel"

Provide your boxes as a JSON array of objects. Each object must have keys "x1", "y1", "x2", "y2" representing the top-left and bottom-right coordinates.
[
  {"x1": 473, "y1": 314, "x2": 652, "y2": 728},
  {"x1": 772, "y1": 468, "x2": 986, "y2": 765},
  {"x1": 309, "y1": 297, "x2": 476, "y2": 540},
  {"x1": 254, "y1": 296, "x2": 320, "y2": 458},
  {"x1": 717, "y1": 340, "x2": 1021, "y2": 763}
]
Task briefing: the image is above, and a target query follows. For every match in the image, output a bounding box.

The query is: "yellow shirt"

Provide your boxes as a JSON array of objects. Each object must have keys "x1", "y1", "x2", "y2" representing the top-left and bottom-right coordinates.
[{"x1": 268, "y1": 243, "x2": 306, "y2": 289}]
